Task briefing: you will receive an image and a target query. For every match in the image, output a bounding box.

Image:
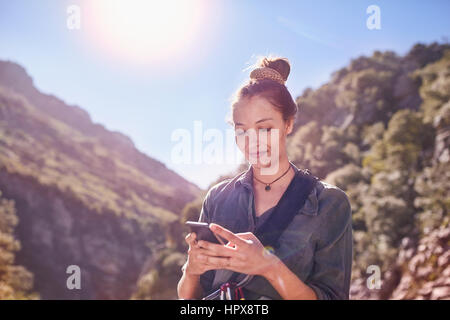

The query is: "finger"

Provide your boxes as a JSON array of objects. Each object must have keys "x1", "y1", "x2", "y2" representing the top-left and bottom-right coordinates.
[
  {"x1": 202, "y1": 263, "x2": 224, "y2": 273},
  {"x1": 197, "y1": 242, "x2": 246, "y2": 260},
  {"x1": 235, "y1": 232, "x2": 257, "y2": 241},
  {"x1": 185, "y1": 232, "x2": 195, "y2": 243},
  {"x1": 185, "y1": 232, "x2": 198, "y2": 247},
  {"x1": 209, "y1": 223, "x2": 248, "y2": 247},
  {"x1": 198, "y1": 254, "x2": 246, "y2": 271},
  {"x1": 197, "y1": 254, "x2": 231, "y2": 268}
]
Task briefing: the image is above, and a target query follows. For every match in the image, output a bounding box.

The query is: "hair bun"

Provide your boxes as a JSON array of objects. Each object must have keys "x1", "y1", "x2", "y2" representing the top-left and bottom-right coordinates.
[
  {"x1": 259, "y1": 57, "x2": 291, "y2": 82},
  {"x1": 250, "y1": 67, "x2": 285, "y2": 85},
  {"x1": 249, "y1": 56, "x2": 291, "y2": 85}
]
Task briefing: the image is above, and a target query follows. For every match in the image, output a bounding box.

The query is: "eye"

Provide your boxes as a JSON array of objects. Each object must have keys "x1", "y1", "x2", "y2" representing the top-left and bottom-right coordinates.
[{"x1": 259, "y1": 128, "x2": 272, "y2": 134}]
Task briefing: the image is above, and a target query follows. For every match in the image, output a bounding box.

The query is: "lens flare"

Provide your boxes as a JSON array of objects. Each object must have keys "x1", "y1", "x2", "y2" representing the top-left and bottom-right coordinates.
[
  {"x1": 263, "y1": 245, "x2": 275, "y2": 256},
  {"x1": 82, "y1": 0, "x2": 211, "y2": 67}
]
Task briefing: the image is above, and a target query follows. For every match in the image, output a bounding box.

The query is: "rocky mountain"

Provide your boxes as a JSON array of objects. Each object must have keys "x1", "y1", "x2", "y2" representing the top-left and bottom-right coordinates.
[{"x1": 0, "y1": 61, "x2": 201, "y2": 299}]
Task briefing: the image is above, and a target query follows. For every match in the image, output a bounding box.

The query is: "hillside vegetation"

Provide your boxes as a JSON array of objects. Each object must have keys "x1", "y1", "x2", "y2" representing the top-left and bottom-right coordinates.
[{"x1": 0, "y1": 61, "x2": 201, "y2": 299}]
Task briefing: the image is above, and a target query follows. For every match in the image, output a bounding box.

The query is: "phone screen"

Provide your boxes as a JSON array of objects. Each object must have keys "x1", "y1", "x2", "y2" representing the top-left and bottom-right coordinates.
[{"x1": 185, "y1": 221, "x2": 225, "y2": 245}]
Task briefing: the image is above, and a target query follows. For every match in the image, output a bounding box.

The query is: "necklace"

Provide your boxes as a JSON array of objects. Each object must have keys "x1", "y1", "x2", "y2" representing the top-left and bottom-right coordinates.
[{"x1": 253, "y1": 164, "x2": 293, "y2": 191}]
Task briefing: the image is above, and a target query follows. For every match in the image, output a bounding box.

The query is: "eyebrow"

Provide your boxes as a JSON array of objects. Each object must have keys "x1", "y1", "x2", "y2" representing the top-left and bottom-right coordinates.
[{"x1": 235, "y1": 118, "x2": 273, "y2": 126}]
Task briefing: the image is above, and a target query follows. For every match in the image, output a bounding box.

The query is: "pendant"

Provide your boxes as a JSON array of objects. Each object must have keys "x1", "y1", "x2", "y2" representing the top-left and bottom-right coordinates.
[{"x1": 265, "y1": 185, "x2": 271, "y2": 191}]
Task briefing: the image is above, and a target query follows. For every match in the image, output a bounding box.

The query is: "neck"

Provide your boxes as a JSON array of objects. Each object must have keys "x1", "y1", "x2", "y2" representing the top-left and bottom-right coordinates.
[{"x1": 252, "y1": 156, "x2": 293, "y2": 184}]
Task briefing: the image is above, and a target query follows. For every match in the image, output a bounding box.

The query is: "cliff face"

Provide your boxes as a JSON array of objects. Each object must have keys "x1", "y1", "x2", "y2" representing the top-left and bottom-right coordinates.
[
  {"x1": 0, "y1": 171, "x2": 154, "y2": 299},
  {"x1": 0, "y1": 60, "x2": 201, "y2": 299},
  {"x1": 350, "y1": 225, "x2": 450, "y2": 300}
]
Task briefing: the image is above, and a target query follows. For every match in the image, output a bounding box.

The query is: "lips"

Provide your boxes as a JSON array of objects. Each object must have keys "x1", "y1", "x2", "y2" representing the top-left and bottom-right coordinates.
[{"x1": 249, "y1": 150, "x2": 268, "y2": 158}]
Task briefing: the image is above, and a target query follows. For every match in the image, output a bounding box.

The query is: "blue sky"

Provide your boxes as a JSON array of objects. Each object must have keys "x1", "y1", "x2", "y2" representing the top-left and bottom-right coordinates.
[{"x1": 1, "y1": 0, "x2": 449, "y2": 189}]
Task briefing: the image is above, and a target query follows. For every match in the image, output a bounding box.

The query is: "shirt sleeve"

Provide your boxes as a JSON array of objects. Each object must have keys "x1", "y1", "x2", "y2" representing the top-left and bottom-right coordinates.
[
  {"x1": 197, "y1": 187, "x2": 215, "y2": 295},
  {"x1": 181, "y1": 189, "x2": 212, "y2": 272},
  {"x1": 305, "y1": 186, "x2": 353, "y2": 300},
  {"x1": 198, "y1": 191, "x2": 211, "y2": 223}
]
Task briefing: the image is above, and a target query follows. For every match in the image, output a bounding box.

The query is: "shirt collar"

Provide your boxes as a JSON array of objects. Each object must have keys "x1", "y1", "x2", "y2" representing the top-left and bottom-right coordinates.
[
  {"x1": 233, "y1": 161, "x2": 319, "y2": 216},
  {"x1": 233, "y1": 163, "x2": 253, "y2": 190}
]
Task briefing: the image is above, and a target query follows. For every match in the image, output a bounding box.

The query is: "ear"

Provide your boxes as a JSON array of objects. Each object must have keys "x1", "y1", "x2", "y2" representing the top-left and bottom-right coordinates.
[{"x1": 285, "y1": 117, "x2": 294, "y2": 135}]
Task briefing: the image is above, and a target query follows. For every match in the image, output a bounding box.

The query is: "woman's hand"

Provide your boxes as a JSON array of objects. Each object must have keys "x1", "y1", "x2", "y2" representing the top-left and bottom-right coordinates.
[
  {"x1": 189, "y1": 223, "x2": 318, "y2": 300},
  {"x1": 196, "y1": 223, "x2": 280, "y2": 277},
  {"x1": 184, "y1": 231, "x2": 235, "y2": 276}
]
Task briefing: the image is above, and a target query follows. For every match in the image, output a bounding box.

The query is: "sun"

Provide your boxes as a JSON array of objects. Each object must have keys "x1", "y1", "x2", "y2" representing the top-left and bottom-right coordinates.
[{"x1": 83, "y1": 0, "x2": 210, "y2": 66}]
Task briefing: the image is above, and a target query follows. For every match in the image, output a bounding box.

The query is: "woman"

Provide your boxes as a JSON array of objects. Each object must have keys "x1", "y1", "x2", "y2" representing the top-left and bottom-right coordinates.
[{"x1": 177, "y1": 56, "x2": 353, "y2": 300}]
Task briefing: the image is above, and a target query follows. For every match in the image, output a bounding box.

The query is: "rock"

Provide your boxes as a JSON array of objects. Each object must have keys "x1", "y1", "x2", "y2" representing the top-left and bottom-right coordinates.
[
  {"x1": 442, "y1": 265, "x2": 450, "y2": 278},
  {"x1": 391, "y1": 274, "x2": 413, "y2": 299},
  {"x1": 437, "y1": 227, "x2": 450, "y2": 241},
  {"x1": 366, "y1": 225, "x2": 450, "y2": 300},
  {"x1": 409, "y1": 253, "x2": 426, "y2": 273},
  {"x1": 417, "y1": 282, "x2": 433, "y2": 297},
  {"x1": 430, "y1": 286, "x2": 450, "y2": 300},
  {"x1": 416, "y1": 265, "x2": 433, "y2": 279},
  {"x1": 437, "y1": 251, "x2": 450, "y2": 268},
  {"x1": 432, "y1": 277, "x2": 450, "y2": 287}
]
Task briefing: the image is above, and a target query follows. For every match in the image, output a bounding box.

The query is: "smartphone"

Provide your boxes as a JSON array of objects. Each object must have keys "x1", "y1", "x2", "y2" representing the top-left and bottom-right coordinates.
[{"x1": 185, "y1": 221, "x2": 226, "y2": 245}]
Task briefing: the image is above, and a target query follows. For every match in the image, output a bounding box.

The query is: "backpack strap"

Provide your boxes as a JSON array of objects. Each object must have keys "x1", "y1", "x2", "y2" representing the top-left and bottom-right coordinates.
[{"x1": 255, "y1": 168, "x2": 318, "y2": 249}]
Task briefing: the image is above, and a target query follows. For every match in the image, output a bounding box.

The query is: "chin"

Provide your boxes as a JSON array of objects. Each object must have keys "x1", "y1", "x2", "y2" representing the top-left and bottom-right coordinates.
[{"x1": 247, "y1": 157, "x2": 274, "y2": 169}]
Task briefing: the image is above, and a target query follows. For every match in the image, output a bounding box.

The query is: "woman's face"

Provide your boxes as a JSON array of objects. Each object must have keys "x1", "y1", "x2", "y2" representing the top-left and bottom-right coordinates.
[{"x1": 233, "y1": 95, "x2": 293, "y2": 171}]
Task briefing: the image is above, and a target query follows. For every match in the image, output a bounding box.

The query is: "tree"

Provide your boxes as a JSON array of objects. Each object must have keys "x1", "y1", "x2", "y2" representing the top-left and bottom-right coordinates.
[{"x1": 0, "y1": 190, "x2": 38, "y2": 299}]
